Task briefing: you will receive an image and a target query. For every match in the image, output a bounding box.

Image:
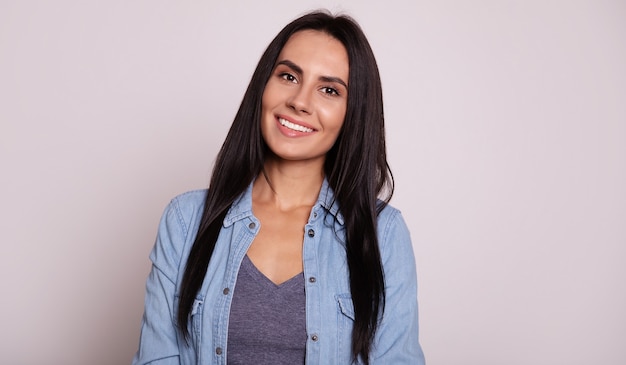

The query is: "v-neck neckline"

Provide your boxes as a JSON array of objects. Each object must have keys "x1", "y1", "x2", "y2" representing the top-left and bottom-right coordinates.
[{"x1": 242, "y1": 255, "x2": 304, "y2": 289}]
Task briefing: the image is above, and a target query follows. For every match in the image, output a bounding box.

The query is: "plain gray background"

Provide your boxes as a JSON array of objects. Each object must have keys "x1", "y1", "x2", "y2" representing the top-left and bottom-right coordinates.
[{"x1": 1, "y1": 0, "x2": 625, "y2": 364}]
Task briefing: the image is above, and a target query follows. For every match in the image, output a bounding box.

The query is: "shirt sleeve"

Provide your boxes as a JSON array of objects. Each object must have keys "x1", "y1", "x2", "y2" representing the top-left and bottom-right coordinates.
[
  {"x1": 132, "y1": 199, "x2": 187, "y2": 365},
  {"x1": 371, "y1": 209, "x2": 426, "y2": 364}
]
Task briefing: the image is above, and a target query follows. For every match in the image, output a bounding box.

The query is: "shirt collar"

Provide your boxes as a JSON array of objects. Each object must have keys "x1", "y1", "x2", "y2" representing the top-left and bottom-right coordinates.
[
  {"x1": 316, "y1": 178, "x2": 344, "y2": 225},
  {"x1": 223, "y1": 177, "x2": 344, "y2": 227}
]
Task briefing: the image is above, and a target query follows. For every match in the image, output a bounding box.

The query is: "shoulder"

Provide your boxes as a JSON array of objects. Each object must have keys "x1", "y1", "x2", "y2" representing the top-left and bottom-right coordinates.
[
  {"x1": 159, "y1": 189, "x2": 207, "y2": 230},
  {"x1": 375, "y1": 202, "x2": 415, "y2": 266},
  {"x1": 169, "y1": 189, "x2": 208, "y2": 212},
  {"x1": 376, "y1": 202, "x2": 409, "y2": 241},
  {"x1": 161, "y1": 189, "x2": 207, "y2": 235},
  {"x1": 149, "y1": 189, "x2": 208, "y2": 279}
]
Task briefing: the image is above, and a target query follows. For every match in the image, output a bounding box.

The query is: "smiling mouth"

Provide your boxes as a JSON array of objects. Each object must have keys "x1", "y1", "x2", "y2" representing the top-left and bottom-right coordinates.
[{"x1": 278, "y1": 117, "x2": 314, "y2": 133}]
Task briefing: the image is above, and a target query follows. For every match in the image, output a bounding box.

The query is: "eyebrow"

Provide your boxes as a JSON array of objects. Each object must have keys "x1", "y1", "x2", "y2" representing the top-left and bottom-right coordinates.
[{"x1": 276, "y1": 59, "x2": 348, "y2": 89}]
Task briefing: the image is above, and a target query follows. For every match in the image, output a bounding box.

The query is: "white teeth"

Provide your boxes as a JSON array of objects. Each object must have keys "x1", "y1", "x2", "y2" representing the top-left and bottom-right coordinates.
[{"x1": 279, "y1": 118, "x2": 313, "y2": 133}]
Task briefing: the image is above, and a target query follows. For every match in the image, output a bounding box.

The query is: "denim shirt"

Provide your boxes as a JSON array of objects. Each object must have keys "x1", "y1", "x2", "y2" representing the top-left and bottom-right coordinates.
[{"x1": 133, "y1": 180, "x2": 425, "y2": 364}]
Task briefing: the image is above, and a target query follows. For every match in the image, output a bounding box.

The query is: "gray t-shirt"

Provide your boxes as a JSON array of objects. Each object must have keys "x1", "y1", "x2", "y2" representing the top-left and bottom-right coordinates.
[{"x1": 227, "y1": 255, "x2": 306, "y2": 364}]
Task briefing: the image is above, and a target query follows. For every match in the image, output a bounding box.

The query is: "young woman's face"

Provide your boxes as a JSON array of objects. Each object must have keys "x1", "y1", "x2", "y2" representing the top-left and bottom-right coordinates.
[{"x1": 261, "y1": 30, "x2": 349, "y2": 164}]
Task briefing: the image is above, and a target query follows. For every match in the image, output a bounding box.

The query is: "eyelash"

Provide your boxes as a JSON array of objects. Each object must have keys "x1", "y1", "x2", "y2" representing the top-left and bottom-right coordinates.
[{"x1": 278, "y1": 72, "x2": 341, "y2": 96}]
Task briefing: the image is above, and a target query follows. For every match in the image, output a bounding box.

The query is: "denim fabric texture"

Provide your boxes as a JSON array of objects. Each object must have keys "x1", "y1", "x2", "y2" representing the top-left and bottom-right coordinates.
[{"x1": 133, "y1": 179, "x2": 425, "y2": 364}]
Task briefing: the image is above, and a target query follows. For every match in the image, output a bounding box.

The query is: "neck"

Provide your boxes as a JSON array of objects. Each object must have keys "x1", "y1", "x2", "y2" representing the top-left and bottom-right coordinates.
[{"x1": 253, "y1": 157, "x2": 325, "y2": 211}]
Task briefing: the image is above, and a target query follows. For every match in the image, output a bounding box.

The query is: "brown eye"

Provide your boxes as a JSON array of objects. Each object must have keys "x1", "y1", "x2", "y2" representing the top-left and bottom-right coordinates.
[
  {"x1": 321, "y1": 86, "x2": 339, "y2": 96},
  {"x1": 280, "y1": 73, "x2": 297, "y2": 83}
]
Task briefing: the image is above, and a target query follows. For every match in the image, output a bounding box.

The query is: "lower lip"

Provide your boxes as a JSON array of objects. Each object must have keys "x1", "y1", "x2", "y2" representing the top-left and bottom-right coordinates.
[{"x1": 276, "y1": 118, "x2": 315, "y2": 138}]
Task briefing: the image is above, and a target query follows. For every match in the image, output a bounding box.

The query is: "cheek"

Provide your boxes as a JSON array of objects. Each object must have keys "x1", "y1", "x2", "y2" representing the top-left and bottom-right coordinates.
[
  {"x1": 324, "y1": 104, "x2": 347, "y2": 132},
  {"x1": 261, "y1": 81, "x2": 282, "y2": 109},
  {"x1": 261, "y1": 88, "x2": 271, "y2": 114},
  {"x1": 260, "y1": 84, "x2": 275, "y2": 115},
  {"x1": 260, "y1": 86, "x2": 279, "y2": 126}
]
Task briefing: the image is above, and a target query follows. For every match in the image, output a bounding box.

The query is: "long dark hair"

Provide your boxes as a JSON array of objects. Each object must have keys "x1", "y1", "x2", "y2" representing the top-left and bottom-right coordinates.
[{"x1": 178, "y1": 10, "x2": 393, "y2": 364}]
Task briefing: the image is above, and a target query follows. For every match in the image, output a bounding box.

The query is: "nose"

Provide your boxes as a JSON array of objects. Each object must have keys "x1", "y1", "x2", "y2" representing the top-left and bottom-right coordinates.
[{"x1": 287, "y1": 85, "x2": 312, "y2": 114}]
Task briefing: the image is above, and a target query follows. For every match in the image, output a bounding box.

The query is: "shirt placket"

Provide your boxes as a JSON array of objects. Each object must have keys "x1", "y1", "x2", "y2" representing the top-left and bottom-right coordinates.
[
  {"x1": 211, "y1": 216, "x2": 259, "y2": 364},
  {"x1": 303, "y1": 206, "x2": 322, "y2": 364}
]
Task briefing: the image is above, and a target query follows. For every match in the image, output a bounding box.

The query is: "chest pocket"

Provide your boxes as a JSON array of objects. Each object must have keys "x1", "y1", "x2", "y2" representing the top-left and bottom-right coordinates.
[
  {"x1": 336, "y1": 294, "x2": 355, "y2": 361},
  {"x1": 190, "y1": 298, "x2": 204, "y2": 347},
  {"x1": 172, "y1": 295, "x2": 204, "y2": 351}
]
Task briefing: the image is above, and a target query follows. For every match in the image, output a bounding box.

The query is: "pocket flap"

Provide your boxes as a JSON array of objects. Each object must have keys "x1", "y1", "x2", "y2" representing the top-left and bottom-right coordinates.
[
  {"x1": 191, "y1": 298, "x2": 203, "y2": 316},
  {"x1": 336, "y1": 294, "x2": 355, "y2": 320}
]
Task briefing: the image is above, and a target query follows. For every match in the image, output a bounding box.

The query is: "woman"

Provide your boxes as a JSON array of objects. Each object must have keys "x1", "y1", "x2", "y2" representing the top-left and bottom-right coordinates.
[{"x1": 133, "y1": 10, "x2": 425, "y2": 365}]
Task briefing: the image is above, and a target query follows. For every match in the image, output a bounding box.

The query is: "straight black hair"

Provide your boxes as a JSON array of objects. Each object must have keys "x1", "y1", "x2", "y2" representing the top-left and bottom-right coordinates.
[{"x1": 177, "y1": 10, "x2": 393, "y2": 364}]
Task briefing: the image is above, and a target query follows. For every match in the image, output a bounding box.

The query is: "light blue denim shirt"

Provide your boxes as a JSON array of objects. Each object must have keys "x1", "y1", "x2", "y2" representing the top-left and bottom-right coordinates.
[{"x1": 133, "y1": 180, "x2": 425, "y2": 364}]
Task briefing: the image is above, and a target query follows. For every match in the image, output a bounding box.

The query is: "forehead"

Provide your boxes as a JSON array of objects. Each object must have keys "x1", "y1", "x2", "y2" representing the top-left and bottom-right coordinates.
[{"x1": 278, "y1": 30, "x2": 349, "y2": 76}]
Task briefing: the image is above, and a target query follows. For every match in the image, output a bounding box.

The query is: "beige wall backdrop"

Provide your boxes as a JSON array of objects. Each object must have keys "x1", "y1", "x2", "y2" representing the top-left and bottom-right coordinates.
[{"x1": 1, "y1": 0, "x2": 624, "y2": 364}]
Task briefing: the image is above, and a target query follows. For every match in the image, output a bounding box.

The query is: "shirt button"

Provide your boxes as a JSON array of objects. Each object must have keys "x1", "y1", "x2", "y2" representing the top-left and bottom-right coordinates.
[
  {"x1": 223, "y1": 288, "x2": 230, "y2": 295},
  {"x1": 313, "y1": 212, "x2": 318, "y2": 218},
  {"x1": 311, "y1": 334, "x2": 319, "y2": 342},
  {"x1": 248, "y1": 222, "x2": 256, "y2": 229},
  {"x1": 307, "y1": 229, "x2": 315, "y2": 237},
  {"x1": 309, "y1": 277, "x2": 316, "y2": 283},
  {"x1": 216, "y1": 347, "x2": 223, "y2": 355}
]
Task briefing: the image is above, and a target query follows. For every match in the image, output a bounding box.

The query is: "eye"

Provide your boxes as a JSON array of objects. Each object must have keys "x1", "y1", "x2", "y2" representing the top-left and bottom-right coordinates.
[
  {"x1": 280, "y1": 72, "x2": 298, "y2": 83},
  {"x1": 321, "y1": 86, "x2": 340, "y2": 96}
]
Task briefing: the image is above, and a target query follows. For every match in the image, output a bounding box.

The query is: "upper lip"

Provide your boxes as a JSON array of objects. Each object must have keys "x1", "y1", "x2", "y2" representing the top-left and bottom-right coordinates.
[{"x1": 276, "y1": 114, "x2": 317, "y2": 131}]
